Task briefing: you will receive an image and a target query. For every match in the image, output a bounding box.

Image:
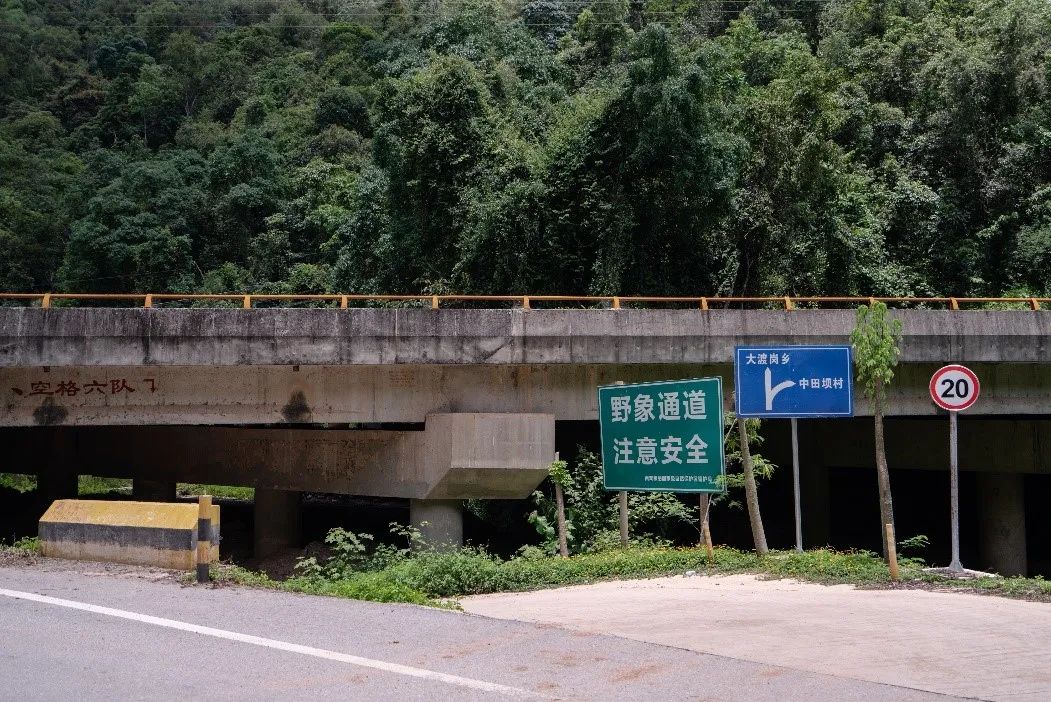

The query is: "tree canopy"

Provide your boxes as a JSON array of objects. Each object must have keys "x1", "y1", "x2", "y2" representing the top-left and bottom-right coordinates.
[{"x1": 2, "y1": 0, "x2": 1050, "y2": 297}]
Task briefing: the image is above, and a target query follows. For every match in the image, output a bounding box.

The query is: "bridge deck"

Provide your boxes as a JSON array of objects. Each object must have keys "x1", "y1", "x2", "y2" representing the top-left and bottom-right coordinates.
[{"x1": 1, "y1": 308, "x2": 1046, "y2": 367}]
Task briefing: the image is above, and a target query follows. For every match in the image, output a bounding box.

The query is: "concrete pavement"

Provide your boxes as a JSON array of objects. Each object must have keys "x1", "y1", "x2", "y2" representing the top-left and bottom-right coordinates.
[
  {"x1": 0, "y1": 564, "x2": 955, "y2": 701},
  {"x1": 462, "y1": 574, "x2": 1051, "y2": 702}
]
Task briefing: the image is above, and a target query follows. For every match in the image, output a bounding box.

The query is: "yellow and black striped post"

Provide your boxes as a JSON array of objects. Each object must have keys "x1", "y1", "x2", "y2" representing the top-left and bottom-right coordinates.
[{"x1": 196, "y1": 495, "x2": 213, "y2": 583}]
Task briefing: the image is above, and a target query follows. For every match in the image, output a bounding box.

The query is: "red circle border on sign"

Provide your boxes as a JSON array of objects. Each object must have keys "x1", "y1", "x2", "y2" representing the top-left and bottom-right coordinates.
[{"x1": 929, "y1": 364, "x2": 980, "y2": 412}]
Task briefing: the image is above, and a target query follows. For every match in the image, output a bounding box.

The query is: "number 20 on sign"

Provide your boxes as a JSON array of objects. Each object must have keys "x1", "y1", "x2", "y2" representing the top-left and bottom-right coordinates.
[{"x1": 929, "y1": 364, "x2": 980, "y2": 411}]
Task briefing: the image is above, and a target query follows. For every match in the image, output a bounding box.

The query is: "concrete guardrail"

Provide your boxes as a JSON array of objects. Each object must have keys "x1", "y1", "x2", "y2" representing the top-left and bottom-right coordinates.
[{"x1": 38, "y1": 496, "x2": 218, "y2": 572}]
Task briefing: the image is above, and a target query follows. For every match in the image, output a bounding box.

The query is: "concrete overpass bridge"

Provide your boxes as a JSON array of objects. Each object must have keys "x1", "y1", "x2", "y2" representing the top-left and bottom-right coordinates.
[{"x1": 1, "y1": 300, "x2": 1049, "y2": 572}]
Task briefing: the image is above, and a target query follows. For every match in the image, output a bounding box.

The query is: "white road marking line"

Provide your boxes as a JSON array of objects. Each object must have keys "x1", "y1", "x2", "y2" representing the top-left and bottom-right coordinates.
[{"x1": 0, "y1": 587, "x2": 541, "y2": 699}]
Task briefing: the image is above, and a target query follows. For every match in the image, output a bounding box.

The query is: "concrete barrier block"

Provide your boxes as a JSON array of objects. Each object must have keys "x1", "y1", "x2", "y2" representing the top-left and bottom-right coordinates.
[{"x1": 38, "y1": 499, "x2": 219, "y2": 570}]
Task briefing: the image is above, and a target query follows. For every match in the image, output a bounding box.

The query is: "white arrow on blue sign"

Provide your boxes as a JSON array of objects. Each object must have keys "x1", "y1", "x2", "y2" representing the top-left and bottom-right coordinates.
[{"x1": 734, "y1": 346, "x2": 854, "y2": 418}]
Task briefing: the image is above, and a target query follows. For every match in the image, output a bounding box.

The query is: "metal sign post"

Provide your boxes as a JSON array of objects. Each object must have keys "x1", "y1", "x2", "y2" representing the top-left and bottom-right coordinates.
[
  {"x1": 791, "y1": 418, "x2": 802, "y2": 553},
  {"x1": 735, "y1": 346, "x2": 854, "y2": 553},
  {"x1": 929, "y1": 364, "x2": 980, "y2": 575},
  {"x1": 949, "y1": 411, "x2": 960, "y2": 571}
]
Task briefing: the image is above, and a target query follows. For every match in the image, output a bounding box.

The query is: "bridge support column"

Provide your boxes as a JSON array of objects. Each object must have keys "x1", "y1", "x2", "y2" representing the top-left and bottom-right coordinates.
[
  {"x1": 133, "y1": 479, "x2": 176, "y2": 502},
  {"x1": 410, "y1": 499, "x2": 463, "y2": 551},
  {"x1": 978, "y1": 473, "x2": 1027, "y2": 576},
  {"x1": 254, "y1": 488, "x2": 301, "y2": 559}
]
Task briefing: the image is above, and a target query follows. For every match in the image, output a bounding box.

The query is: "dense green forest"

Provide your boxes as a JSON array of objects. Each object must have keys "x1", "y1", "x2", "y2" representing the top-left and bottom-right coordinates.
[{"x1": 1, "y1": 0, "x2": 1049, "y2": 297}]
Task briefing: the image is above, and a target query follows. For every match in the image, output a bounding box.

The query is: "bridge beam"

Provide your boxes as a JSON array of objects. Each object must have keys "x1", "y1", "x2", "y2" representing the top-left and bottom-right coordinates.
[{"x1": 3, "y1": 414, "x2": 555, "y2": 500}]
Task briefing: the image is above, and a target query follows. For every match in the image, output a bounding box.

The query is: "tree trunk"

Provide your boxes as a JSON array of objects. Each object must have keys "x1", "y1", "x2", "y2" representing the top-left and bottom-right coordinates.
[
  {"x1": 618, "y1": 490, "x2": 629, "y2": 548},
  {"x1": 739, "y1": 418, "x2": 768, "y2": 554},
  {"x1": 554, "y1": 482, "x2": 569, "y2": 558},
  {"x1": 873, "y1": 380, "x2": 896, "y2": 560},
  {"x1": 699, "y1": 493, "x2": 714, "y2": 565}
]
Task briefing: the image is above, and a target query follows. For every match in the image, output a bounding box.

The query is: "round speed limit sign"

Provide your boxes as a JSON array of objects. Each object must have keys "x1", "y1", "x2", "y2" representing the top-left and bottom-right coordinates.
[{"x1": 929, "y1": 365, "x2": 980, "y2": 411}]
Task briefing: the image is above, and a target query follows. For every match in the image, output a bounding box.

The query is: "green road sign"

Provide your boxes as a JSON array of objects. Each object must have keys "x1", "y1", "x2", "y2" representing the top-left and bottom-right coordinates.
[{"x1": 598, "y1": 377, "x2": 726, "y2": 493}]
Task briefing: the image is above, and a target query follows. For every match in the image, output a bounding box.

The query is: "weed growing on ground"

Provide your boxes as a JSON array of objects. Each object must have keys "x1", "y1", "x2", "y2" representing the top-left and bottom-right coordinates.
[
  {"x1": 209, "y1": 559, "x2": 436, "y2": 605},
  {"x1": 0, "y1": 536, "x2": 40, "y2": 562},
  {"x1": 286, "y1": 572, "x2": 435, "y2": 606},
  {"x1": 914, "y1": 572, "x2": 1051, "y2": 600},
  {"x1": 9, "y1": 537, "x2": 41, "y2": 554},
  {"x1": 0, "y1": 473, "x2": 37, "y2": 493},
  {"x1": 208, "y1": 562, "x2": 277, "y2": 588},
  {"x1": 201, "y1": 524, "x2": 1051, "y2": 607},
  {"x1": 177, "y1": 484, "x2": 255, "y2": 501},
  {"x1": 759, "y1": 549, "x2": 926, "y2": 584},
  {"x1": 77, "y1": 476, "x2": 132, "y2": 496}
]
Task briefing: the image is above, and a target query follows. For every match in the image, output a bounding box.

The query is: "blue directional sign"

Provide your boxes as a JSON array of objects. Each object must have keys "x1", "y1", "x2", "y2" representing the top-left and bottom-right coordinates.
[{"x1": 734, "y1": 346, "x2": 853, "y2": 418}]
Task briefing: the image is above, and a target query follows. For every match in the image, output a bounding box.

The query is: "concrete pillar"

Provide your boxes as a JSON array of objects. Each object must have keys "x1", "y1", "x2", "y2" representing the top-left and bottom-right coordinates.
[
  {"x1": 410, "y1": 499, "x2": 463, "y2": 550},
  {"x1": 133, "y1": 479, "x2": 177, "y2": 502},
  {"x1": 977, "y1": 473, "x2": 1027, "y2": 576},
  {"x1": 253, "y1": 488, "x2": 302, "y2": 559}
]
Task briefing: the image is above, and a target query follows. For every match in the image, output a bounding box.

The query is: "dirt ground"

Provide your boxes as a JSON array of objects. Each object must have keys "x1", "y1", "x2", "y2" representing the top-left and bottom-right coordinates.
[{"x1": 0, "y1": 549, "x2": 181, "y2": 582}]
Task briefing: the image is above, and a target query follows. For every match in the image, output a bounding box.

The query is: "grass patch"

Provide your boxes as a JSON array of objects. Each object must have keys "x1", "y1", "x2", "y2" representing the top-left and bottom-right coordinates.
[
  {"x1": 8, "y1": 537, "x2": 41, "y2": 554},
  {"x1": 760, "y1": 548, "x2": 924, "y2": 585},
  {"x1": 178, "y1": 484, "x2": 255, "y2": 501},
  {"x1": 205, "y1": 543, "x2": 1051, "y2": 607},
  {"x1": 384, "y1": 546, "x2": 757, "y2": 597},
  {"x1": 208, "y1": 563, "x2": 279, "y2": 588},
  {"x1": 78, "y1": 476, "x2": 132, "y2": 496},
  {"x1": 1, "y1": 475, "x2": 252, "y2": 500},
  {"x1": 913, "y1": 571, "x2": 1051, "y2": 600},
  {"x1": 0, "y1": 473, "x2": 37, "y2": 493},
  {"x1": 0, "y1": 537, "x2": 41, "y2": 559},
  {"x1": 375, "y1": 546, "x2": 925, "y2": 598},
  {"x1": 286, "y1": 573, "x2": 435, "y2": 606},
  {"x1": 207, "y1": 562, "x2": 436, "y2": 606}
]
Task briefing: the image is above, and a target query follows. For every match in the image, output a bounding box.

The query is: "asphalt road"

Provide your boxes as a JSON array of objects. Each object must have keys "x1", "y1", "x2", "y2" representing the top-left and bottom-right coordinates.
[{"x1": 0, "y1": 564, "x2": 959, "y2": 701}]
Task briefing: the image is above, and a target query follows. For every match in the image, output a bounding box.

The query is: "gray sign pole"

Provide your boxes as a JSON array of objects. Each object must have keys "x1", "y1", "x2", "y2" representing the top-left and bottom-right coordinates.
[
  {"x1": 791, "y1": 418, "x2": 802, "y2": 553},
  {"x1": 930, "y1": 364, "x2": 978, "y2": 575},
  {"x1": 949, "y1": 411, "x2": 962, "y2": 572}
]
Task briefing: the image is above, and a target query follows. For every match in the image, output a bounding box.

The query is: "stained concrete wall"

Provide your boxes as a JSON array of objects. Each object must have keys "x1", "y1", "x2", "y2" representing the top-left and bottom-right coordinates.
[{"x1": 3, "y1": 308, "x2": 1051, "y2": 368}]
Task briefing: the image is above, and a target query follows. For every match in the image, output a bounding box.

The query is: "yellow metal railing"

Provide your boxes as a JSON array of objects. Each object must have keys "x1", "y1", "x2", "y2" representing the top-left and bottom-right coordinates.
[{"x1": 0, "y1": 293, "x2": 1045, "y2": 310}]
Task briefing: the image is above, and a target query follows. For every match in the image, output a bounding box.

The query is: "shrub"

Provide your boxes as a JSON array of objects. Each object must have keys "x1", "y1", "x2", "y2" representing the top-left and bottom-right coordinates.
[
  {"x1": 388, "y1": 547, "x2": 507, "y2": 597},
  {"x1": 290, "y1": 572, "x2": 432, "y2": 605},
  {"x1": 529, "y1": 447, "x2": 697, "y2": 554}
]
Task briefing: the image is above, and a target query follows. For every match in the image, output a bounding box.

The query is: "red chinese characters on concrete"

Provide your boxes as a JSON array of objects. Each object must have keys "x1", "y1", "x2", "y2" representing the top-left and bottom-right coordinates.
[{"x1": 11, "y1": 378, "x2": 157, "y2": 398}]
